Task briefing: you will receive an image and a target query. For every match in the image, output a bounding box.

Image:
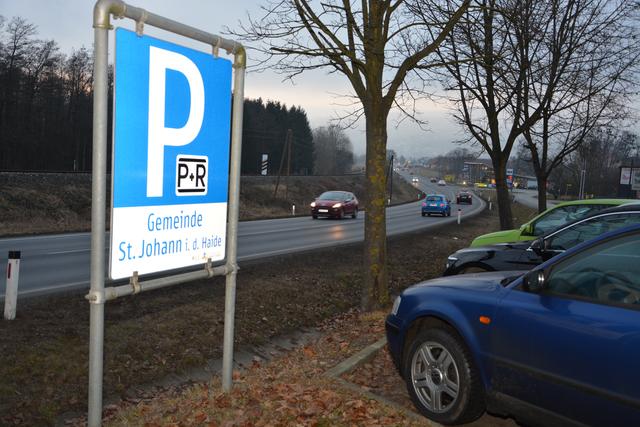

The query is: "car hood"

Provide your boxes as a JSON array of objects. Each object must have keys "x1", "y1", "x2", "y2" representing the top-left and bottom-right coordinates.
[
  {"x1": 470, "y1": 228, "x2": 520, "y2": 247},
  {"x1": 406, "y1": 271, "x2": 525, "y2": 295},
  {"x1": 454, "y1": 241, "x2": 530, "y2": 255},
  {"x1": 314, "y1": 199, "x2": 343, "y2": 206}
]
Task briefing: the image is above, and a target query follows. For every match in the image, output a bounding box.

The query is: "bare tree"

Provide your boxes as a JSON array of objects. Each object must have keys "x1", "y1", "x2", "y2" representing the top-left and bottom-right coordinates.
[
  {"x1": 65, "y1": 47, "x2": 93, "y2": 170},
  {"x1": 556, "y1": 128, "x2": 640, "y2": 197},
  {"x1": 411, "y1": 0, "x2": 542, "y2": 229},
  {"x1": 0, "y1": 16, "x2": 36, "y2": 168},
  {"x1": 516, "y1": 0, "x2": 640, "y2": 212},
  {"x1": 313, "y1": 124, "x2": 354, "y2": 175},
  {"x1": 230, "y1": 0, "x2": 470, "y2": 309}
]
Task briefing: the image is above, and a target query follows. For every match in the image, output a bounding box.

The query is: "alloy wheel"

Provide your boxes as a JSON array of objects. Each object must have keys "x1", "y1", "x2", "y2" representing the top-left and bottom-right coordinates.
[{"x1": 410, "y1": 341, "x2": 460, "y2": 414}]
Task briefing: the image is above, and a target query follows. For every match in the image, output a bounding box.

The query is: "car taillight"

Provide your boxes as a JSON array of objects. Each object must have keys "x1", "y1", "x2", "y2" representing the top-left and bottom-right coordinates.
[
  {"x1": 422, "y1": 202, "x2": 427, "y2": 207},
  {"x1": 440, "y1": 203, "x2": 445, "y2": 207}
]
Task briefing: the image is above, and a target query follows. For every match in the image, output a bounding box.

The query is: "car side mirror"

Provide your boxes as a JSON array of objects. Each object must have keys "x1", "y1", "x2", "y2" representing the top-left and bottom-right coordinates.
[
  {"x1": 521, "y1": 223, "x2": 534, "y2": 236},
  {"x1": 529, "y1": 238, "x2": 543, "y2": 254},
  {"x1": 447, "y1": 199, "x2": 451, "y2": 203},
  {"x1": 523, "y1": 270, "x2": 546, "y2": 293}
]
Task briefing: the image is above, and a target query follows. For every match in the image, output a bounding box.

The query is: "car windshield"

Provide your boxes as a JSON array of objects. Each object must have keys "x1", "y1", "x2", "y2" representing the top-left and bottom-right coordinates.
[
  {"x1": 426, "y1": 196, "x2": 443, "y2": 202},
  {"x1": 319, "y1": 191, "x2": 347, "y2": 201}
]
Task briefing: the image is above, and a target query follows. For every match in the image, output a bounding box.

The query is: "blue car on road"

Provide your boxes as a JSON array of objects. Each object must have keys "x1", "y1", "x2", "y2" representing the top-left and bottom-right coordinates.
[
  {"x1": 422, "y1": 194, "x2": 451, "y2": 217},
  {"x1": 386, "y1": 224, "x2": 640, "y2": 426}
]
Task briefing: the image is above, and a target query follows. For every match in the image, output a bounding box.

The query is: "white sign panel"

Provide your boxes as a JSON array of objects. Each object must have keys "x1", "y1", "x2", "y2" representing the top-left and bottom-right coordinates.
[
  {"x1": 620, "y1": 168, "x2": 632, "y2": 185},
  {"x1": 110, "y1": 29, "x2": 232, "y2": 279}
]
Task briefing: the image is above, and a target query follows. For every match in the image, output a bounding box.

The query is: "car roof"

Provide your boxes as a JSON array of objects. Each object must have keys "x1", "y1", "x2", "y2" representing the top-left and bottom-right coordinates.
[
  {"x1": 426, "y1": 194, "x2": 447, "y2": 198},
  {"x1": 550, "y1": 198, "x2": 634, "y2": 208}
]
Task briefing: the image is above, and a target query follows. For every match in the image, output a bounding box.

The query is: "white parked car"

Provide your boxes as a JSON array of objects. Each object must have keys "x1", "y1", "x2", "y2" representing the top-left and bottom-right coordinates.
[
  {"x1": 412, "y1": 177, "x2": 419, "y2": 184},
  {"x1": 437, "y1": 179, "x2": 446, "y2": 186}
]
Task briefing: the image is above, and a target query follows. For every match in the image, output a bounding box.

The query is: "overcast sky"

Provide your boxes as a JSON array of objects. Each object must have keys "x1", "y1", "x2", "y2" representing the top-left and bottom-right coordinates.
[{"x1": 0, "y1": 0, "x2": 477, "y2": 158}]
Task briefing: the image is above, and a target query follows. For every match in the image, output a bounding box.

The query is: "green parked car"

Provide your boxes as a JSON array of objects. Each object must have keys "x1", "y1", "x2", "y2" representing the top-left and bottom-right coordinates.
[{"x1": 470, "y1": 198, "x2": 634, "y2": 247}]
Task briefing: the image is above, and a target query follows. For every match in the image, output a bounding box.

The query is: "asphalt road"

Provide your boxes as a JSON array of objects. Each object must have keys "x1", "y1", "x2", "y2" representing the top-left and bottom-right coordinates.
[
  {"x1": 511, "y1": 188, "x2": 559, "y2": 210},
  {"x1": 0, "y1": 175, "x2": 484, "y2": 299}
]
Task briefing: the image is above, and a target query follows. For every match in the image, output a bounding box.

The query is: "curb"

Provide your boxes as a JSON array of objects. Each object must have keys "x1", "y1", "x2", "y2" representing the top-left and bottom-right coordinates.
[{"x1": 325, "y1": 337, "x2": 440, "y2": 425}]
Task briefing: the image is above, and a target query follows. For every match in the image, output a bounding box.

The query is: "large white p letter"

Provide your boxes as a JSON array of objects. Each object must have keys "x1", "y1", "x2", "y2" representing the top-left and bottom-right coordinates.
[{"x1": 147, "y1": 46, "x2": 204, "y2": 197}]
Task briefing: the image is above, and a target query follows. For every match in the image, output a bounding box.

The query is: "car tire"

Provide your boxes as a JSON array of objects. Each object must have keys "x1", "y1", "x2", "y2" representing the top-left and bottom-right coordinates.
[
  {"x1": 352, "y1": 208, "x2": 358, "y2": 219},
  {"x1": 312, "y1": 214, "x2": 318, "y2": 219},
  {"x1": 427, "y1": 213, "x2": 431, "y2": 217},
  {"x1": 447, "y1": 210, "x2": 451, "y2": 217},
  {"x1": 404, "y1": 328, "x2": 485, "y2": 425}
]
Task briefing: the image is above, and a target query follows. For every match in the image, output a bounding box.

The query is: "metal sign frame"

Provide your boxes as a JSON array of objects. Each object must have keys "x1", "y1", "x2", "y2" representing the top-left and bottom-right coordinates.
[{"x1": 89, "y1": 1, "x2": 245, "y2": 425}]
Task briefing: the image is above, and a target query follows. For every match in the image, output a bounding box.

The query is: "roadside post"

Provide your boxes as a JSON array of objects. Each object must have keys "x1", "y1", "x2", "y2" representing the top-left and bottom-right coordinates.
[
  {"x1": 457, "y1": 208, "x2": 462, "y2": 225},
  {"x1": 3, "y1": 251, "x2": 20, "y2": 320},
  {"x1": 89, "y1": 1, "x2": 245, "y2": 425}
]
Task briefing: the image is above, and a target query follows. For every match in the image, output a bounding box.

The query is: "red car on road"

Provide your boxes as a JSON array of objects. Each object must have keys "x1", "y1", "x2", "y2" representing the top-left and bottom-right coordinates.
[{"x1": 311, "y1": 191, "x2": 359, "y2": 219}]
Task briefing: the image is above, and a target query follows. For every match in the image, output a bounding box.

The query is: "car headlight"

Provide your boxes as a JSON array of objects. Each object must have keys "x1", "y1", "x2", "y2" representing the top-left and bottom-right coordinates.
[
  {"x1": 310, "y1": 202, "x2": 316, "y2": 207},
  {"x1": 446, "y1": 256, "x2": 458, "y2": 269},
  {"x1": 332, "y1": 203, "x2": 342, "y2": 208},
  {"x1": 391, "y1": 296, "x2": 402, "y2": 316}
]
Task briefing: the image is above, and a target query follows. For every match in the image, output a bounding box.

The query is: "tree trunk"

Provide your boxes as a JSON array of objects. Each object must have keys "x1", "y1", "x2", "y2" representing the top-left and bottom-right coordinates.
[
  {"x1": 361, "y1": 105, "x2": 389, "y2": 311},
  {"x1": 492, "y1": 158, "x2": 514, "y2": 230},
  {"x1": 537, "y1": 175, "x2": 548, "y2": 213}
]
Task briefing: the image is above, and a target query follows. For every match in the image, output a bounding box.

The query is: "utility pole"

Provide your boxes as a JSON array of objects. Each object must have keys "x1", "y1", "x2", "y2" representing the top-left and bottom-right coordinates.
[
  {"x1": 285, "y1": 130, "x2": 293, "y2": 200},
  {"x1": 274, "y1": 129, "x2": 293, "y2": 198},
  {"x1": 387, "y1": 154, "x2": 394, "y2": 203},
  {"x1": 578, "y1": 158, "x2": 587, "y2": 199}
]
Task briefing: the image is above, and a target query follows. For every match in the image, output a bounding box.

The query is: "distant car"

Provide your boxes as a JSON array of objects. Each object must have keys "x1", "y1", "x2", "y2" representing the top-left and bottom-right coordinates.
[
  {"x1": 412, "y1": 177, "x2": 419, "y2": 184},
  {"x1": 430, "y1": 177, "x2": 437, "y2": 183},
  {"x1": 456, "y1": 191, "x2": 472, "y2": 204},
  {"x1": 445, "y1": 204, "x2": 640, "y2": 275},
  {"x1": 387, "y1": 224, "x2": 640, "y2": 426},
  {"x1": 422, "y1": 194, "x2": 451, "y2": 217},
  {"x1": 437, "y1": 179, "x2": 446, "y2": 186},
  {"x1": 310, "y1": 191, "x2": 358, "y2": 219},
  {"x1": 470, "y1": 198, "x2": 634, "y2": 247}
]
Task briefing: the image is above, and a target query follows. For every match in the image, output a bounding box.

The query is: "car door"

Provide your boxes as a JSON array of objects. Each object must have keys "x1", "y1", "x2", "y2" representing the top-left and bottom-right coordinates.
[
  {"x1": 490, "y1": 231, "x2": 640, "y2": 426},
  {"x1": 344, "y1": 193, "x2": 355, "y2": 214}
]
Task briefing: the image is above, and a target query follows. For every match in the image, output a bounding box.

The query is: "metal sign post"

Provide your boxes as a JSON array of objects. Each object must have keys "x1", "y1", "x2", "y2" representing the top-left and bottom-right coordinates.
[{"x1": 90, "y1": 1, "x2": 245, "y2": 425}]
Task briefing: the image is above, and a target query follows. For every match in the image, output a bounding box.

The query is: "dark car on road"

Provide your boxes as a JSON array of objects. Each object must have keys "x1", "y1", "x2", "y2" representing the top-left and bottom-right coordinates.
[
  {"x1": 444, "y1": 204, "x2": 640, "y2": 275},
  {"x1": 310, "y1": 190, "x2": 358, "y2": 219},
  {"x1": 386, "y1": 224, "x2": 640, "y2": 426},
  {"x1": 422, "y1": 194, "x2": 451, "y2": 217},
  {"x1": 456, "y1": 191, "x2": 472, "y2": 204}
]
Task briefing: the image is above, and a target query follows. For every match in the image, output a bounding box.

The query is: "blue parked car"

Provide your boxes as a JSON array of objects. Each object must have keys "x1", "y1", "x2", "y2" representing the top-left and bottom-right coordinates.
[
  {"x1": 422, "y1": 194, "x2": 451, "y2": 217},
  {"x1": 386, "y1": 224, "x2": 640, "y2": 426}
]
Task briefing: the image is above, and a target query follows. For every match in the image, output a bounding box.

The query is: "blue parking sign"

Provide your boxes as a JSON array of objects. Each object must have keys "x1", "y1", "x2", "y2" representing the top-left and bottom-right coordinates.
[{"x1": 110, "y1": 28, "x2": 232, "y2": 279}]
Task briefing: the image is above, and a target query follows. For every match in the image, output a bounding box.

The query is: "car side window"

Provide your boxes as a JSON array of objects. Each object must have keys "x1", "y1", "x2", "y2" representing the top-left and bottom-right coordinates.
[
  {"x1": 532, "y1": 207, "x2": 572, "y2": 236},
  {"x1": 545, "y1": 233, "x2": 640, "y2": 307},
  {"x1": 545, "y1": 213, "x2": 640, "y2": 251}
]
